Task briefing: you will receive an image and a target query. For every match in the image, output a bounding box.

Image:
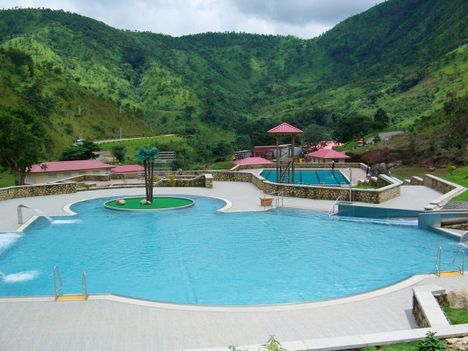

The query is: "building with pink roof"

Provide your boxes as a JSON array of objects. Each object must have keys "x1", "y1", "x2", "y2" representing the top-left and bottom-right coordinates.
[
  {"x1": 306, "y1": 149, "x2": 350, "y2": 163},
  {"x1": 234, "y1": 157, "x2": 274, "y2": 166},
  {"x1": 110, "y1": 165, "x2": 144, "y2": 174},
  {"x1": 25, "y1": 160, "x2": 113, "y2": 184}
]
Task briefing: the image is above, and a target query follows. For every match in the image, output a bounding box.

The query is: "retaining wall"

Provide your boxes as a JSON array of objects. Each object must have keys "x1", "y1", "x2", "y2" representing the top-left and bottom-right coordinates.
[
  {"x1": 0, "y1": 183, "x2": 77, "y2": 201},
  {"x1": 423, "y1": 174, "x2": 466, "y2": 210},
  {"x1": 413, "y1": 286, "x2": 450, "y2": 328},
  {"x1": 190, "y1": 170, "x2": 399, "y2": 203}
]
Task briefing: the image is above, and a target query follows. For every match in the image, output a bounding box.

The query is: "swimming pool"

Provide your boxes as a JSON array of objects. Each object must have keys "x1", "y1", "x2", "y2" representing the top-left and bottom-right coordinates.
[
  {"x1": 260, "y1": 169, "x2": 349, "y2": 186},
  {"x1": 0, "y1": 196, "x2": 461, "y2": 305}
]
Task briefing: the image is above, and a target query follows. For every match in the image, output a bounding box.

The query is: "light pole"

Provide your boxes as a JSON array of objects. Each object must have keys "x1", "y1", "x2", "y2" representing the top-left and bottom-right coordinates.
[{"x1": 349, "y1": 167, "x2": 353, "y2": 202}]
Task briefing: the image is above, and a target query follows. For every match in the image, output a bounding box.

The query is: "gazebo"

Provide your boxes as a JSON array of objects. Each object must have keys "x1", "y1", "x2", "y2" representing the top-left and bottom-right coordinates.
[{"x1": 267, "y1": 122, "x2": 303, "y2": 184}]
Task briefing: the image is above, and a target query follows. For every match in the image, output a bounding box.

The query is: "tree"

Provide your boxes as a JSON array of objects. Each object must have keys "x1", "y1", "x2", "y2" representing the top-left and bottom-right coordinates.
[
  {"x1": 60, "y1": 141, "x2": 100, "y2": 160},
  {"x1": 332, "y1": 115, "x2": 373, "y2": 141},
  {"x1": 302, "y1": 124, "x2": 329, "y2": 151},
  {"x1": 0, "y1": 107, "x2": 49, "y2": 185},
  {"x1": 111, "y1": 146, "x2": 126, "y2": 163},
  {"x1": 135, "y1": 146, "x2": 159, "y2": 203},
  {"x1": 373, "y1": 108, "x2": 390, "y2": 130}
]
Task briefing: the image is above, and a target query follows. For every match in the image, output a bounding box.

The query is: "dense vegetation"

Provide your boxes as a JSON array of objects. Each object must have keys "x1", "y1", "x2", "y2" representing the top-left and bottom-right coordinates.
[{"x1": 0, "y1": 0, "x2": 466, "y2": 168}]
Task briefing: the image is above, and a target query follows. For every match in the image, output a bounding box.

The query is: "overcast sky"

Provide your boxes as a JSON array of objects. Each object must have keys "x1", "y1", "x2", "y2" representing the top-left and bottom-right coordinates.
[{"x1": 3, "y1": 0, "x2": 385, "y2": 38}]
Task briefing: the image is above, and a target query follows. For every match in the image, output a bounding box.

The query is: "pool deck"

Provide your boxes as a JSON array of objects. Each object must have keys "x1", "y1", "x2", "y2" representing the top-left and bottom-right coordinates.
[
  {"x1": 1, "y1": 275, "x2": 467, "y2": 351},
  {"x1": 1, "y1": 181, "x2": 466, "y2": 350}
]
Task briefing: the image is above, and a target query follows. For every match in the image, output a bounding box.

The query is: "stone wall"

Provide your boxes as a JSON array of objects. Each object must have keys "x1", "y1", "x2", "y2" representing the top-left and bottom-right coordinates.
[
  {"x1": 412, "y1": 286, "x2": 450, "y2": 328},
  {"x1": 200, "y1": 170, "x2": 399, "y2": 203},
  {"x1": 423, "y1": 174, "x2": 458, "y2": 193},
  {"x1": 0, "y1": 183, "x2": 77, "y2": 201},
  {"x1": 155, "y1": 174, "x2": 208, "y2": 188},
  {"x1": 413, "y1": 294, "x2": 431, "y2": 328}
]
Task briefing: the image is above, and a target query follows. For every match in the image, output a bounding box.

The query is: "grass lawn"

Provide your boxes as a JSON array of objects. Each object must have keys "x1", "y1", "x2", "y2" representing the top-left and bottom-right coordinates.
[
  {"x1": 391, "y1": 166, "x2": 450, "y2": 180},
  {"x1": 443, "y1": 307, "x2": 468, "y2": 324},
  {"x1": 105, "y1": 196, "x2": 194, "y2": 210},
  {"x1": 0, "y1": 171, "x2": 14, "y2": 187},
  {"x1": 443, "y1": 166, "x2": 468, "y2": 187},
  {"x1": 210, "y1": 160, "x2": 235, "y2": 169},
  {"x1": 360, "y1": 341, "x2": 419, "y2": 350},
  {"x1": 452, "y1": 190, "x2": 468, "y2": 201}
]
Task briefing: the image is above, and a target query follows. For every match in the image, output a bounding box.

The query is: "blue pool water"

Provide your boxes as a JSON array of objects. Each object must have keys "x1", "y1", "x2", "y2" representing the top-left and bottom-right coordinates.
[
  {"x1": 0, "y1": 196, "x2": 461, "y2": 305},
  {"x1": 260, "y1": 169, "x2": 349, "y2": 186}
]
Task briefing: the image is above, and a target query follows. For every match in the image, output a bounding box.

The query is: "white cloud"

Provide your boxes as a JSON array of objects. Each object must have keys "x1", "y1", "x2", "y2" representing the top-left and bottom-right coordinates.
[{"x1": 2, "y1": 0, "x2": 385, "y2": 38}]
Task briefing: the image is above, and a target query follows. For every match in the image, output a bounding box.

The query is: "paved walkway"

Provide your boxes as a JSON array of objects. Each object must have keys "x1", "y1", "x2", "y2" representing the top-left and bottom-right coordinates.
[{"x1": 1, "y1": 275, "x2": 467, "y2": 351}]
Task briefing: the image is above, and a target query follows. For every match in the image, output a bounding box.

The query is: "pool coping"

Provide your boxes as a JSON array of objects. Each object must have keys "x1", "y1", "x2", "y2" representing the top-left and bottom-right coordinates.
[{"x1": 0, "y1": 273, "x2": 436, "y2": 311}]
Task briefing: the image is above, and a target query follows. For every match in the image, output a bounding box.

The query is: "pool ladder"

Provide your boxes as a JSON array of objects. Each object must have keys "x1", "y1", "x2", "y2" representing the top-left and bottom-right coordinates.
[
  {"x1": 272, "y1": 191, "x2": 284, "y2": 208},
  {"x1": 53, "y1": 266, "x2": 88, "y2": 301},
  {"x1": 328, "y1": 196, "x2": 343, "y2": 217},
  {"x1": 435, "y1": 247, "x2": 465, "y2": 277}
]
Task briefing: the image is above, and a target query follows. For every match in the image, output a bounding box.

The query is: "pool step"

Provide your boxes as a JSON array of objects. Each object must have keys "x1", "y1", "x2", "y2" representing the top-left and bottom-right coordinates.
[
  {"x1": 438, "y1": 271, "x2": 463, "y2": 278},
  {"x1": 55, "y1": 294, "x2": 88, "y2": 302}
]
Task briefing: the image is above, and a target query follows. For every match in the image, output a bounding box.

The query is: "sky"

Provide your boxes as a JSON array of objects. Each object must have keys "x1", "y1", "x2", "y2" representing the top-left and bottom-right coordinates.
[{"x1": 2, "y1": 0, "x2": 385, "y2": 38}]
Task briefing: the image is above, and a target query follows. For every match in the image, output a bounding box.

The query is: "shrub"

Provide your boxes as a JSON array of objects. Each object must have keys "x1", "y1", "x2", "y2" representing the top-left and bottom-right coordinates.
[{"x1": 417, "y1": 331, "x2": 446, "y2": 351}]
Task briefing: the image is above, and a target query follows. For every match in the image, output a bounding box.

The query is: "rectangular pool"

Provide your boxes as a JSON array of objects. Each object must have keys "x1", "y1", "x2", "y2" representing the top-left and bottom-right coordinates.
[{"x1": 260, "y1": 169, "x2": 349, "y2": 186}]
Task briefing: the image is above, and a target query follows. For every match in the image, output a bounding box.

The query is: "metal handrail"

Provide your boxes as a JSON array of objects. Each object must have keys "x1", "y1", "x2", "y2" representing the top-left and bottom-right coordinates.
[
  {"x1": 82, "y1": 272, "x2": 88, "y2": 296},
  {"x1": 328, "y1": 195, "x2": 343, "y2": 217},
  {"x1": 435, "y1": 246, "x2": 442, "y2": 276},
  {"x1": 451, "y1": 249, "x2": 465, "y2": 275},
  {"x1": 275, "y1": 191, "x2": 284, "y2": 208},
  {"x1": 53, "y1": 266, "x2": 63, "y2": 298}
]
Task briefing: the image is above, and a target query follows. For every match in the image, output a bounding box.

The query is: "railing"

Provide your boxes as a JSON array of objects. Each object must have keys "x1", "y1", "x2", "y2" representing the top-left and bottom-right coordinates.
[
  {"x1": 461, "y1": 232, "x2": 468, "y2": 244},
  {"x1": 274, "y1": 191, "x2": 284, "y2": 208},
  {"x1": 435, "y1": 246, "x2": 465, "y2": 276},
  {"x1": 452, "y1": 249, "x2": 465, "y2": 275},
  {"x1": 328, "y1": 196, "x2": 343, "y2": 217},
  {"x1": 435, "y1": 246, "x2": 442, "y2": 276},
  {"x1": 53, "y1": 266, "x2": 63, "y2": 298},
  {"x1": 82, "y1": 272, "x2": 88, "y2": 297}
]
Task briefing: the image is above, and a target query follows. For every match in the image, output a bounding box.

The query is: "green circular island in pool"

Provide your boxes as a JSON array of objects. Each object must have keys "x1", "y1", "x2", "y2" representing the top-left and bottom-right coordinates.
[{"x1": 104, "y1": 196, "x2": 194, "y2": 211}]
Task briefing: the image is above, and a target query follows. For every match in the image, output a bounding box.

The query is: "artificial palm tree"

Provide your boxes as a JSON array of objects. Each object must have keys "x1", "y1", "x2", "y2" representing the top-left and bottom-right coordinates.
[{"x1": 135, "y1": 146, "x2": 159, "y2": 203}]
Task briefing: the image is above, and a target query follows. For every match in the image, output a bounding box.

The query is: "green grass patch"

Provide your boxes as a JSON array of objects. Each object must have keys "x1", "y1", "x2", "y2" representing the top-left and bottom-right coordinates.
[
  {"x1": 210, "y1": 160, "x2": 235, "y2": 170},
  {"x1": 361, "y1": 341, "x2": 419, "y2": 350},
  {"x1": 443, "y1": 166, "x2": 468, "y2": 188},
  {"x1": 0, "y1": 171, "x2": 14, "y2": 187},
  {"x1": 443, "y1": 307, "x2": 468, "y2": 325},
  {"x1": 391, "y1": 166, "x2": 449, "y2": 180},
  {"x1": 452, "y1": 190, "x2": 468, "y2": 201},
  {"x1": 105, "y1": 196, "x2": 193, "y2": 210}
]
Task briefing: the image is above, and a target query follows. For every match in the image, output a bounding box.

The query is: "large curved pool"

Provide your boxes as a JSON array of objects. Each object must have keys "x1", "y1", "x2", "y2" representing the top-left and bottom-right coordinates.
[{"x1": 0, "y1": 196, "x2": 461, "y2": 305}]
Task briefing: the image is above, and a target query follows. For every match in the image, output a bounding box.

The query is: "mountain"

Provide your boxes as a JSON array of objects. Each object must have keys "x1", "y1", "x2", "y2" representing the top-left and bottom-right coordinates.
[{"x1": 0, "y1": 0, "x2": 466, "y2": 166}]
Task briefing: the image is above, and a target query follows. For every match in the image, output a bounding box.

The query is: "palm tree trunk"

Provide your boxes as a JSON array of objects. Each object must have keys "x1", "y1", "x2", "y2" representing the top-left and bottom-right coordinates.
[
  {"x1": 149, "y1": 161, "x2": 154, "y2": 202},
  {"x1": 144, "y1": 160, "x2": 149, "y2": 202}
]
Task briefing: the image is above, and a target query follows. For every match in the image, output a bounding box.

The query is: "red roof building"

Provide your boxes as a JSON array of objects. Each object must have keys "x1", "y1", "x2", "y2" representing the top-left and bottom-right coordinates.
[
  {"x1": 234, "y1": 157, "x2": 274, "y2": 166},
  {"x1": 306, "y1": 149, "x2": 350, "y2": 163},
  {"x1": 29, "y1": 160, "x2": 113, "y2": 173},
  {"x1": 26, "y1": 160, "x2": 113, "y2": 185},
  {"x1": 110, "y1": 165, "x2": 144, "y2": 173}
]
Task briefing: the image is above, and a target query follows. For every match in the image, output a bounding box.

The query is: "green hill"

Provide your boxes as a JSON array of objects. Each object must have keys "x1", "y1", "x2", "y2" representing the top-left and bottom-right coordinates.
[{"x1": 0, "y1": 0, "x2": 466, "y2": 166}]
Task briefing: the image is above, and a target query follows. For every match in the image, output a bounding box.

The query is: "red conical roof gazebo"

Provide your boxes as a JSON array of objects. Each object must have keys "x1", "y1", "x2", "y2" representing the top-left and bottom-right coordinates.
[
  {"x1": 267, "y1": 122, "x2": 303, "y2": 135},
  {"x1": 268, "y1": 122, "x2": 303, "y2": 184}
]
